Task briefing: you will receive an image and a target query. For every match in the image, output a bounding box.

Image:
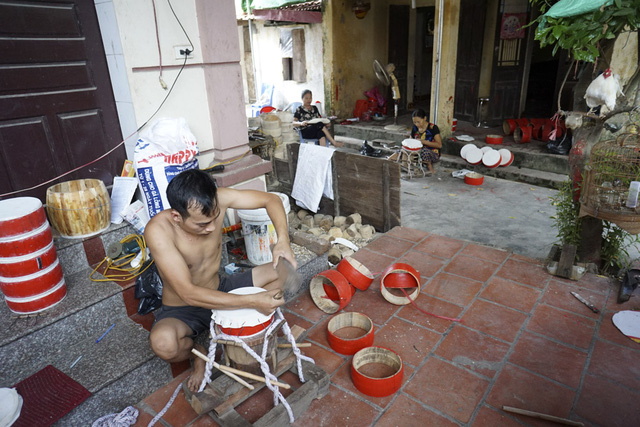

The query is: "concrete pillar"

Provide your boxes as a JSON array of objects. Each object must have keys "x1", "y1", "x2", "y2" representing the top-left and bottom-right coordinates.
[{"x1": 195, "y1": 1, "x2": 269, "y2": 190}]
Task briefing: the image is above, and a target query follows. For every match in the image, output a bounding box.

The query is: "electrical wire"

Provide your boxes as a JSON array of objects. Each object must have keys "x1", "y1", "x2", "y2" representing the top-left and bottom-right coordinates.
[
  {"x1": 151, "y1": 0, "x2": 167, "y2": 89},
  {"x1": 90, "y1": 234, "x2": 154, "y2": 282},
  {"x1": 0, "y1": 0, "x2": 194, "y2": 199}
]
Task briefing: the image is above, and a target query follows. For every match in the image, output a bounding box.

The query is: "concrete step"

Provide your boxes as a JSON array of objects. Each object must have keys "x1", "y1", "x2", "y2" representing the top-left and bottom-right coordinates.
[
  {"x1": 334, "y1": 119, "x2": 571, "y2": 181},
  {"x1": 333, "y1": 136, "x2": 568, "y2": 189},
  {"x1": 0, "y1": 220, "x2": 174, "y2": 426}
]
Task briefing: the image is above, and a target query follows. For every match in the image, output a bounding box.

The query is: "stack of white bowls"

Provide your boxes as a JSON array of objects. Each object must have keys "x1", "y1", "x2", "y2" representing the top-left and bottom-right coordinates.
[{"x1": 277, "y1": 111, "x2": 298, "y2": 144}]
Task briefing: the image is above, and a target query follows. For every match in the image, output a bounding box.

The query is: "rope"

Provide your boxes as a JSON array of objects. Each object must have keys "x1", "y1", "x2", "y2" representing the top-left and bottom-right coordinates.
[
  {"x1": 91, "y1": 406, "x2": 138, "y2": 427},
  {"x1": 197, "y1": 308, "x2": 315, "y2": 423},
  {"x1": 147, "y1": 382, "x2": 182, "y2": 427}
]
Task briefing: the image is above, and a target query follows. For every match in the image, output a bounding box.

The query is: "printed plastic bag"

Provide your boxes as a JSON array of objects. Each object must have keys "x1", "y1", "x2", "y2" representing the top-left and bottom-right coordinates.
[
  {"x1": 134, "y1": 117, "x2": 199, "y2": 218},
  {"x1": 135, "y1": 261, "x2": 163, "y2": 315}
]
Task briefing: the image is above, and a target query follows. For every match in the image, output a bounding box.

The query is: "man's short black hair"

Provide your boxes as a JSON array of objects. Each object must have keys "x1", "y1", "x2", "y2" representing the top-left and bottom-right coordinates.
[{"x1": 166, "y1": 169, "x2": 219, "y2": 219}]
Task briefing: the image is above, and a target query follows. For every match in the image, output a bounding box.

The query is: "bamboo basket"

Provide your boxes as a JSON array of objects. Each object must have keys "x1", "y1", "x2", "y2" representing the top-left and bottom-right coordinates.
[{"x1": 46, "y1": 179, "x2": 111, "y2": 239}]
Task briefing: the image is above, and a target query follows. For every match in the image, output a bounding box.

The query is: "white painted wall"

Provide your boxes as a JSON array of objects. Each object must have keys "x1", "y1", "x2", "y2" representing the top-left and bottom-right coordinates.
[
  {"x1": 94, "y1": 0, "x2": 231, "y2": 166},
  {"x1": 248, "y1": 22, "x2": 326, "y2": 111}
]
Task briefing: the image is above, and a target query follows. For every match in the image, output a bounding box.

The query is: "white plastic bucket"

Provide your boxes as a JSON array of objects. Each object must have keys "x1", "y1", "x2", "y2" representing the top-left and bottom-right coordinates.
[{"x1": 237, "y1": 192, "x2": 290, "y2": 265}]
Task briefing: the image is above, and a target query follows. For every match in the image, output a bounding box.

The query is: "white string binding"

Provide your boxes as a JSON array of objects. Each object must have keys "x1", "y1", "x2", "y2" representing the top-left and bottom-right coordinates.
[{"x1": 197, "y1": 307, "x2": 315, "y2": 423}]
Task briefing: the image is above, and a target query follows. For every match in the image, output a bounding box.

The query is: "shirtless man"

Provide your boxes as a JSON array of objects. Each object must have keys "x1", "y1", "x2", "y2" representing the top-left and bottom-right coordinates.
[{"x1": 145, "y1": 169, "x2": 297, "y2": 392}]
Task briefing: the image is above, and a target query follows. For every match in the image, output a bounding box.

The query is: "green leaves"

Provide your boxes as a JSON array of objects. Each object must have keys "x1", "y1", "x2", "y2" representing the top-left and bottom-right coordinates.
[{"x1": 530, "y1": 0, "x2": 640, "y2": 62}]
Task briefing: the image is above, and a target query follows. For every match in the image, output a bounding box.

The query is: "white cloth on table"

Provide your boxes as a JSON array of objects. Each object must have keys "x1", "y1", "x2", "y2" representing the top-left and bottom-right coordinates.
[{"x1": 291, "y1": 143, "x2": 335, "y2": 212}]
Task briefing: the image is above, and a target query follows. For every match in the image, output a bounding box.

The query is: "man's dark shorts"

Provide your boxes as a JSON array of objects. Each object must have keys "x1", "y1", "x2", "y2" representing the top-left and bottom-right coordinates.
[{"x1": 153, "y1": 269, "x2": 254, "y2": 337}]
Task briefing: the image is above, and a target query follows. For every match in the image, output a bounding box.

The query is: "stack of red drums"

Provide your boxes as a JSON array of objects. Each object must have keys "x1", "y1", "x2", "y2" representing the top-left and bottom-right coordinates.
[{"x1": 0, "y1": 197, "x2": 66, "y2": 314}]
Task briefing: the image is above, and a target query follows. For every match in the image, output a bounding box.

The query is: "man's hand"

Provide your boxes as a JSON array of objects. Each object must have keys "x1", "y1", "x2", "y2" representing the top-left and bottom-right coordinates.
[
  {"x1": 253, "y1": 288, "x2": 286, "y2": 316},
  {"x1": 271, "y1": 240, "x2": 297, "y2": 270}
]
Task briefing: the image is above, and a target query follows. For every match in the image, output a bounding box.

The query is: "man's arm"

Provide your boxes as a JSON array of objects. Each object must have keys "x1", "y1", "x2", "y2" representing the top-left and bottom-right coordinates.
[
  {"x1": 219, "y1": 188, "x2": 297, "y2": 269},
  {"x1": 144, "y1": 219, "x2": 283, "y2": 314}
]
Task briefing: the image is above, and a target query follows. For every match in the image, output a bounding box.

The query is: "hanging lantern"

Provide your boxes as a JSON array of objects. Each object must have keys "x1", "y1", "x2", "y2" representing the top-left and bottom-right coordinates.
[{"x1": 352, "y1": 1, "x2": 370, "y2": 19}]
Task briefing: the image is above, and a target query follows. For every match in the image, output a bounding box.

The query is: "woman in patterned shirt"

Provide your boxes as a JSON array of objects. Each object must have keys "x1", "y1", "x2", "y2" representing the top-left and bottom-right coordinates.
[{"x1": 293, "y1": 89, "x2": 343, "y2": 147}]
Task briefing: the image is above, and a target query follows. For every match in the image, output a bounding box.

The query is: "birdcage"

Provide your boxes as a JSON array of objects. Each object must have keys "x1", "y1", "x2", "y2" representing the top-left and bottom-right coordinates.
[{"x1": 579, "y1": 133, "x2": 640, "y2": 234}]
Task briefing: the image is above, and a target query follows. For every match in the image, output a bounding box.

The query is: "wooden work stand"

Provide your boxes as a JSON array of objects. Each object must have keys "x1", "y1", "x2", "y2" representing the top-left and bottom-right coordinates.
[{"x1": 184, "y1": 325, "x2": 329, "y2": 426}]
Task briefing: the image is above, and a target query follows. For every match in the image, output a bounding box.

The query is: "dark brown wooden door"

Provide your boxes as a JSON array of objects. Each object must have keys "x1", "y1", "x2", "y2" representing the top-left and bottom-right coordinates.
[
  {"x1": 454, "y1": 0, "x2": 487, "y2": 122},
  {"x1": 388, "y1": 5, "x2": 410, "y2": 110},
  {"x1": 488, "y1": 1, "x2": 530, "y2": 125},
  {"x1": 0, "y1": 0, "x2": 125, "y2": 202}
]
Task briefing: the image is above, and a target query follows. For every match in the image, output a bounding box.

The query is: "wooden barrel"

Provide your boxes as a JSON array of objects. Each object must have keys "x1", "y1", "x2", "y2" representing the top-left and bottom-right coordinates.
[
  {"x1": 0, "y1": 197, "x2": 65, "y2": 314},
  {"x1": 46, "y1": 179, "x2": 111, "y2": 238}
]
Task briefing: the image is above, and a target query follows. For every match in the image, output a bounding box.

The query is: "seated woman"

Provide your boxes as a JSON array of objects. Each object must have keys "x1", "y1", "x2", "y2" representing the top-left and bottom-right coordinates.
[
  {"x1": 410, "y1": 108, "x2": 442, "y2": 174},
  {"x1": 293, "y1": 89, "x2": 343, "y2": 147}
]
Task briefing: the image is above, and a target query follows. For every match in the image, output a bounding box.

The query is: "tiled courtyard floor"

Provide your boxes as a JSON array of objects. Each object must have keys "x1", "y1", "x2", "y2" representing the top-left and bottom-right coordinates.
[{"x1": 131, "y1": 227, "x2": 640, "y2": 426}]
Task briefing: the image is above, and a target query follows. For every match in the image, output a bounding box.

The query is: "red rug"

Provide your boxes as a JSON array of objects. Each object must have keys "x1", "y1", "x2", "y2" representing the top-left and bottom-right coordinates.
[{"x1": 13, "y1": 364, "x2": 91, "y2": 427}]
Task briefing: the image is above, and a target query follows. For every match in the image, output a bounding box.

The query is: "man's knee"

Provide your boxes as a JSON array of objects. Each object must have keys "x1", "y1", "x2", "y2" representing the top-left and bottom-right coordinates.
[{"x1": 149, "y1": 327, "x2": 182, "y2": 360}]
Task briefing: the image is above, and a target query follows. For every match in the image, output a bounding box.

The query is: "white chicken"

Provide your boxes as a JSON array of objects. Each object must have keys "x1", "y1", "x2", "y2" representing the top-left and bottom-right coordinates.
[{"x1": 584, "y1": 68, "x2": 624, "y2": 113}]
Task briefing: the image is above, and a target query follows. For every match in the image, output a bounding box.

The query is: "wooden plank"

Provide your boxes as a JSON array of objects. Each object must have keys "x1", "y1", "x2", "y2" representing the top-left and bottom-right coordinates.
[
  {"x1": 557, "y1": 243, "x2": 577, "y2": 279},
  {"x1": 217, "y1": 409, "x2": 253, "y2": 427},
  {"x1": 333, "y1": 152, "x2": 401, "y2": 231},
  {"x1": 213, "y1": 354, "x2": 297, "y2": 415},
  {"x1": 254, "y1": 362, "x2": 328, "y2": 427},
  {"x1": 383, "y1": 162, "x2": 391, "y2": 231}
]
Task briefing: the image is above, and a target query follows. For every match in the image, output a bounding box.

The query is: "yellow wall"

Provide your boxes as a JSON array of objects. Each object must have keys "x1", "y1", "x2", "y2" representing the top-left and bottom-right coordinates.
[{"x1": 325, "y1": 1, "x2": 441, "y2": 118}]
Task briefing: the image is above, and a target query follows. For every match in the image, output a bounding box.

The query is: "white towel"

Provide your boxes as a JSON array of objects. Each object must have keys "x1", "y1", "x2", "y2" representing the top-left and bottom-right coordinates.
[{"x1": 291, "y1": 143, "x2": 335, "y2": 212}]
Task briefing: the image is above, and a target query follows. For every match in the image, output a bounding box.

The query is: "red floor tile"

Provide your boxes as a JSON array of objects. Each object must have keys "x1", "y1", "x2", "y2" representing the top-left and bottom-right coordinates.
[
  {"x1": 575, "y1": 373, "x2": 640, "y2": 427},
  {"x1": 470, "y1": 406, "x2": 523, "y2": 427},
  {"x1": 131, "y1": 407, "x2": 156, "y2": 426},
  {"x1": 508, "y1": 331, "x2": 588, "y2": 389},
  {"x1": 444, "y1": 254, "x2": 500, "y2": 283},
  {"x1": 424, "y1": 272, "x2": 484, "y2": 307},
  {"x1": 292, "y1": 385, "x2": 380, "y2": 426},
  {"x1": 526, "y1": 304, "x2": 596, "y2": 350},
  {"x1": 413, "y1": 234, "x2": 465, "y2": 259},
  {"x1": 300, "y1": 339, "x2": 346, "y2": 376},
  {"x1": 541, "y1": 280, "x2": 606, "y2": 318},
  {"x1": 344, "y1": 283, "x2": 403, "y2": 326},
  {"x1": 496, "y1": 258, "x2": 550, "y2": 289},
  {"x1": 330, "y1": 357, "x2": 414, "y2": 409},
  {"x1": 435, "y1": 323, "x2": 510, "y2": 378},
  {"x1": 286, "y1": 291, "x2": 329, "y2": 323},
  {"x1": 404, "y1": 357, "x2": 489, "y2": 423},
  {"x1": 361, "y1": 235, "x2": 415, "y2": 258},
  {"x1": 587, "y1": 339, "x2": 640, "y2": 391},
  {"x1": 397, "y1": 250, "x2": 446, "y2": 278},
  {"x1": 509, "y1": 253, "x2": 544, "y2": 265},
  {"x1": 188, "y1": 413, "x2": 221, "y2": 426},
  {"x1": 605, "y1": 290, "x2": 640, "y2": 312},
  {"x1": 141, "y1": 370, "x2": 199, "y2": 426},
  {"x1": 373, "y1": 317, "x2": 441, "y2": 366},
  {"x1": 376, "y1": 394, "x2": 458, "y2": 427},
  {"x1": 234, "y1": 370, "x2": 300, "y2": 423},
  {"x1": 462, "y1": 299, "x2": 527, "y2": 343},
  {"x1": 386, "y1": 226, "x2": 430, "y2": 242},
  {"x1": 597, "y1": 310, "x2": 640, "y2": 348},
  {"x1": 351, "y1": 248, "x2": 397, "y2": 275},
  {"x1": 396, "y1": 294, "x2": 464, "y2": 334},
  {"x1": 563, "y1": 272, "x2": 615, "y2": 293},
  {"x1": 460, "y1": 243, "x2": 509, "y2": 264},
  {"x1": 480, "y1": 276, "x2": 541, "y2": 313},
  {"x1": 486, "y1": 364, "x2": 576, "y2": 422},
  {"x1": 154, "y1": 388, "x2": 201, "y2": 427},
  {"x1": 306, "y1": 315, "x2": 332, "y2": 348},
  {"x1": 281, "y1": 309, "x2": 314, "y2": 332}
]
